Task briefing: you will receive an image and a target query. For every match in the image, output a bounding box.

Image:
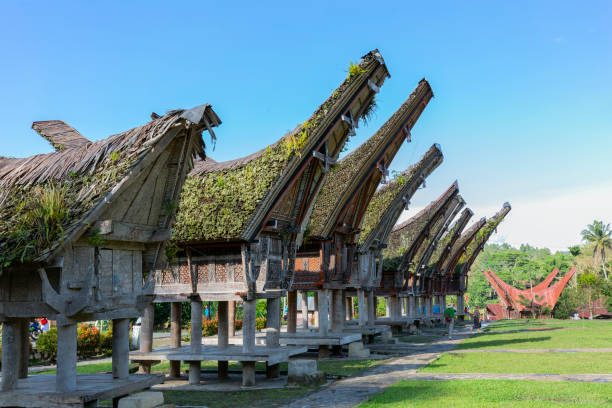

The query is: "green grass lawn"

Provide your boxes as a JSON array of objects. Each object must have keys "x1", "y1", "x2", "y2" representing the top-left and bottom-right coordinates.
[
  {"x1": 359, "y1": 380, "x2": 612, "y2": 407},
  {"x1": 457, "y1": 319, "x2": 612, "y2": 350},
  {"x1": 420, "y1": 352, "x2": 612, "y2": 374}
]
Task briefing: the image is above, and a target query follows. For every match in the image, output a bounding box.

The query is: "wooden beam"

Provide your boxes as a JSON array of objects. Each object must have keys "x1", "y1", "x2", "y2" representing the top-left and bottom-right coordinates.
[{"x1": 88, "y1": 220, "x2": 171, "y2": 243}]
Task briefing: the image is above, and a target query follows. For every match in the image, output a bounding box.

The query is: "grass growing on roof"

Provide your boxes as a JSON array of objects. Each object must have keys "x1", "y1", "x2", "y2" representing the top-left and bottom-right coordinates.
[
  {"x1": 0, "y1": 150, "x2": 135, "y2": 272},
  {"x1": 173, "y1": 54, "x2": 379, "y2": 242},
  {"x1": 454, "y1": 206, "x2": 510, "y2": 274},
  {"x1": 358, "y1": 170, "x2": 410, "y2": 246}
]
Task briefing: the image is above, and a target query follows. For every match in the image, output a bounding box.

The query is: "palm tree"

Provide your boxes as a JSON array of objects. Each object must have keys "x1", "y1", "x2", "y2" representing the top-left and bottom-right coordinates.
[{"x1": 581, "y1": 220, "x2": 612, "y2": 280}]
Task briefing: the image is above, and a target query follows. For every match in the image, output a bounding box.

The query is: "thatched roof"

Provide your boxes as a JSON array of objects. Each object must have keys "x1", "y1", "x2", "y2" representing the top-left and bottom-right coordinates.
[
  {"x1": 357, "y1": 144, "x2": 443, "y2": 250},
  {"x1": 439, "y1": 215, "x2": 487, "y2": 275},
  {"x1": 307, "y1": 79, "x2": 434, "y2": 240},
  {"x1": 0, "y1": 104, "x2": 220, "y2": 272},
  {"x1": 173, "y1": 50, "x2": 390, "y2": 244},
  {"x1": 454, "y1": 202, "x2": 511, "y2": 275},
  {"x1": 32, "y1": 120, "x2": 90, "y2": 151},
  {"x1": 382, "y1": 182, "x2": 459, "y2": 272},
  {"x1": 424, "y1": 207, "x2": 473, "y2": 275}
]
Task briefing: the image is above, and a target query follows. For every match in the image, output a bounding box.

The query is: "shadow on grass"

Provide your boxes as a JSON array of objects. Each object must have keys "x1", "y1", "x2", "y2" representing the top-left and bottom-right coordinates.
[
  {"x1": 480, "y1": 327, "x2": 562, "y2": 335},
  {"x1": 457, "y1": 335, "x2": 551, "y2": 350}
]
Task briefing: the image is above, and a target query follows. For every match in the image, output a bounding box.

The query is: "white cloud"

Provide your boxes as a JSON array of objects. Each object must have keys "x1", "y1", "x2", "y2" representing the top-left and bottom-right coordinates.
[{"x1": 396, "y1": 183, "x2": 612, "y2": 253}]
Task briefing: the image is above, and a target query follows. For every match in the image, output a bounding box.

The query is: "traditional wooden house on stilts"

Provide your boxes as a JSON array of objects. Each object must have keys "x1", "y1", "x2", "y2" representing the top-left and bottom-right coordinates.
[
  {"x1": 378, "y1": 182, "x2": 462, "y2": 326},
  {"x1": 132, "y1": 50, "x2": 391, "y2": 386},
  {"x1": 440, "y1": 202, "x2": 511, "y2": 313},
  {"x1": 0, "y1": 104, "x2": 220, "y2": 407},
  {"x1": 352, "y1": 145, "x2": 443, "y2": 334},
  {"x1": 288, "y1": 79, "x2": 434, "y2": 351},
  {"x1": 420, "y1": 207, "x2": 473, "y2": 314}
]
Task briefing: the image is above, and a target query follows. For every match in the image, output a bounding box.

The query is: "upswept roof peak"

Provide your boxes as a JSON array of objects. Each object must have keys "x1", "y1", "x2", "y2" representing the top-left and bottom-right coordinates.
[
  {"x1": 357, "y1": 143, "x2": 443, "y2": 251},
  {"x1": 308, "y1": 79, "x2": 434, "y2": 239}
]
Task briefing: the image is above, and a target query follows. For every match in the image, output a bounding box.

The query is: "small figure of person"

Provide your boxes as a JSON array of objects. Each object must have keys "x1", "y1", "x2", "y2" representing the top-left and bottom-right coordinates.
[
  {"x1": 444, "y1": 304, "x2": 456, "y2": 339},
  {"x1": 204, "y1": 304, "x2": 211, "y2": 321},
  {"x1": 471, "y1": 307, "x2": 481, "y2": 333},
  {"x1": 40, "y1": 317, "x2": 49, "y2": 332}
]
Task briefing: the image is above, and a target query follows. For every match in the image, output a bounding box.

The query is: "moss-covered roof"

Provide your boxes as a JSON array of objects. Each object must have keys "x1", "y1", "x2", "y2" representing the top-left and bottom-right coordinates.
[
  {"x1": 382, "y1": 182, "x2": 458, "y2": 272},
  {"x1": 454, "y1": 202, "x2": 511, "y2": 275},
  {"x1": 409, "y1": 194, "x2": 464, "y2": 274},
  {"x1": 0, "y1": 105, "x2": 217, "y2": 272},
  {"x1": 440, "y1": 216, "x2": 487, "y2": 275},
  {"x1": 173, "y1": 51, "x2": 387, "y2": 244},
  {"x1": 424, "y1": 207, "x2": 473, "y2": 275},
  {"x1": 307, "y1": 79, "x2": 434, "y2": 239},
  {"x1": 357, "y1": 144, "x2": 443, "y2": 249}
]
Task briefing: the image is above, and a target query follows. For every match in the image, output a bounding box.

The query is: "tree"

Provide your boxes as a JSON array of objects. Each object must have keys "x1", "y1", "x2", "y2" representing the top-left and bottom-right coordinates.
[
  {"x1": 581, "y1": 220, "x2": 611, "y2": 280},
  {"x1": 569, "y1": 245, "x2": 581, "y2": 257},
  {"x1": 577, "y1": 272, "x2": 602, "y2": 320}
]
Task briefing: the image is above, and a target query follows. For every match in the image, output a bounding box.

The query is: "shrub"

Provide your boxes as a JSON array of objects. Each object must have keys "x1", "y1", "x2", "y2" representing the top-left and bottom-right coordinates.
[
  {"x1": 100, "y1": 329, "x2": 113, "y2": 354},
  {"x1": 202, "y1": 319, "x2": 218, "y2": 337},
  {"x1": 255, "y1": 317, "x2": 267, "y2": 331},
  {"x1": 77, "y1": 324, "x2": 100, "y2": 357},
  {"x1": 36, "y1": 328, "x2": 58, "y2": 358}
]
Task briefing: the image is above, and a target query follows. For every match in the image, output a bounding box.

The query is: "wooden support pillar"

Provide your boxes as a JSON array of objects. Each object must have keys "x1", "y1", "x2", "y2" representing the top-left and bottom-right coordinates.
[
  {"x1": 56, "y1": 321, "x2": 77, "y2": 392},
  {"x1": 218, "y1": 301, "x2": 229, "y2": 379},
  {"x1": 457, "y1": 293, "x2": 465, "y2": 315},
  {"x1": 357, "y1": 289, "x2": 367, "y2": 327},
  {"x1": 242, "y1": 298, "x2": 256, "y2": 386},
  {"x1": 169, "y1": 302, "x2": 182, "y2": 378},
  {"x1": 367, "y1": 291, "x2": 375, "y2": 327},
  {"x1": 287, "y1": 291, "x2": 297, "y2": 334},
  {"x1": 313, "y1": 292, "x2": 319, "y2": 327},
  {"x1": 242, "y1": 298, "x2": 256, "y2": 353},
  {"x1": 112, "y1": 319, "x2": 129, "y2": 380},
  {"x1": 139, "y1": 303, "x2": 154, "y2": 374},
  {"x1": 300, "y1": 291, "x2": 309, "y2": 329},
  {"x1": 228, "y1": 301, "x2": 236, "y2": 337},
  {"x1": 189, "y1": 298, "x2": 202, "y2": 385},
  {"x1": 385, "y1": 297, "x2": 390, "y2": 317},
  {"x1": 2, "y1": 320, "x2": 21, "y2": 391},
  {"x1": 346, "y1": 297, "x2": 354, "y2": 320},
  {"x1": 265, "y1": 297, "x2": 281, "y2": 378},
  {"x1": 317, "y1": 289, "x2": 329, "y2": 335},
  {"x1": 389, "y1": 297, "x2": 401, "y2": 320},
  {"x1": 331, "y1": 289, "x2": 346, "y2": 333},
  {"x1": 242, "y1": 361, "x2": 256, "y2": 387},
  {"x1": 18, "y1": 318, "x2": 29, "y2": 379}
]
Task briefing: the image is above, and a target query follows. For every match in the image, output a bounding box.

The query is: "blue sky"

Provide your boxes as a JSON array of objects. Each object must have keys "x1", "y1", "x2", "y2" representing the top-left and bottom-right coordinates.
[{"x1": 1, "y1": 1, "x2": 611, "y2": 251}]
